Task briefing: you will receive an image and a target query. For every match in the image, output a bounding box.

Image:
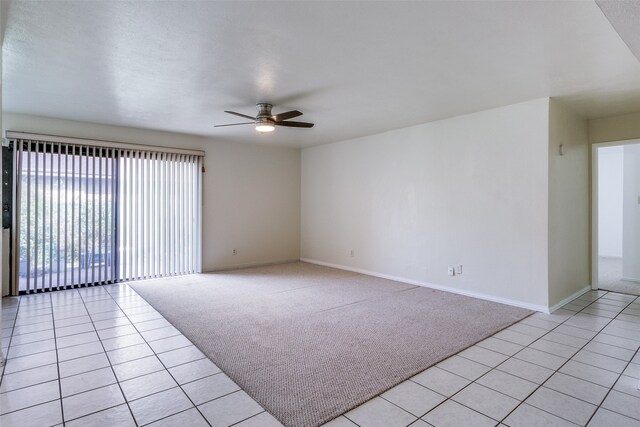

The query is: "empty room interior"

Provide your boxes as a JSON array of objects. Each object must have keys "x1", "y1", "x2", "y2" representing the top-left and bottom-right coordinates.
[{"x1": 2, "y1": 1, "x2": 640, "y2": 426}]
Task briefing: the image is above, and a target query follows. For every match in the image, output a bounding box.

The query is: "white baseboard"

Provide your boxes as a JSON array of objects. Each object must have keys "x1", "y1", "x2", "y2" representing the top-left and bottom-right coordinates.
[
  {"x1": 548, "y1": 285, "x2": 591, "y2": 313},
  {"x1": 203, "y1": 259, "x2": 300, "y2": 273},
  {"x1": 300, "y1": 258, "x2": 550, "y2": 313},
  {"x1": 621, "y1": 277, "x2": 640, "y2": 284}
]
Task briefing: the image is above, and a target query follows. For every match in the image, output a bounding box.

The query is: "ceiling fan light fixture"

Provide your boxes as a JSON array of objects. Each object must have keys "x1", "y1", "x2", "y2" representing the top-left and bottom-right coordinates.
[
  {"x1": 255, "y1": 117, "x2": 275, "y2": 133},
  {"x1": 215, "y1": 103, "x2": 313, "y2": 132}
]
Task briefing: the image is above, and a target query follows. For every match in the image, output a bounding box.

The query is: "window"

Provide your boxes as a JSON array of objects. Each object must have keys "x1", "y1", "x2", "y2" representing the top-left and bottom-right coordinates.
[{"x1": 10, "y1": 134, "x2": 203, "y2": 294}]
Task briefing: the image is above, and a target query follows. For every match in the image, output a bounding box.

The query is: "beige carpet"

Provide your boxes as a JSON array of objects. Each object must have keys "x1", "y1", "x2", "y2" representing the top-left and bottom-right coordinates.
[{"x1": 130, "y1": 262, "x2": 531, "y2": 427}]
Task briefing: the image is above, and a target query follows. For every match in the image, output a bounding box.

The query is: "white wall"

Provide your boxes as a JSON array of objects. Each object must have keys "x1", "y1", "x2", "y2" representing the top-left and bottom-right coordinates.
[
  {"x1": 2, "y1": 113, "x2": 301, "y2": 275},
  {"x1": 547, "y1": 100, "x2": 590, "y2": 308},
  {"x1": 598, "y1": 146, "x2": 623, "y2": 258},
  {"x1": 302, "y1": 98, "x2": 550, "y2": 310},
  {"x1": 589, "y1": 112, "x2": 640, "y2": 144},
  {"x1": 623, "y1": 143, "x2": 640, "y2": 281}
]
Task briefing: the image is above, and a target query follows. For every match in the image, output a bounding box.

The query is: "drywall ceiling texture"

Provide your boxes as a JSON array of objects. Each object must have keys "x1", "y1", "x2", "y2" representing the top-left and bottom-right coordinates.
[
  {"x1": 597, "y1": 0, "x2": 640, "y2": 62},
  {"x1": 301, "y1": 98, "x2": 550, "y2": 310},
  {"x1": 2, "y1": 113, "x2": 301, "y2": 272},
  {"x1": 3, "y1": 1, "x2": 640, "y2": 148}
]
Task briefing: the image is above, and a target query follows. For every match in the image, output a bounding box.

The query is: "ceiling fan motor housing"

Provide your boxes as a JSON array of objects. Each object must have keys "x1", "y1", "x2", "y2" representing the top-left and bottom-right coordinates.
[
  {"x1": 256, "y1": 103, "x2": 275, "y2": 127},
  {"x1": 254, "y1": 103, "x2": 274, "y2": 131}
]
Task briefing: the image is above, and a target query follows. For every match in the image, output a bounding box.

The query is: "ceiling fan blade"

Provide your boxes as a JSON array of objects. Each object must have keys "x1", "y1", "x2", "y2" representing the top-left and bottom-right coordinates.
[
  {"x1": 272, "y1": 110, "x2": 302, "y2": 121},
  {"x1": 214, "y1": 122, "x2": 254, "y2": 127},
  {"x1": 224, "y1": 111, "x2": 256, "y2": 120},
  {"x1": 275, "y1": 121, "x2": 314, "y2": 128}
]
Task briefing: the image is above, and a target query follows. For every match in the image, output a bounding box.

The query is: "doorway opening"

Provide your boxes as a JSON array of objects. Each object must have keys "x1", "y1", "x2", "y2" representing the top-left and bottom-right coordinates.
[{"x1": 594, "y1": 140, "x2": 640, "y2": 295}]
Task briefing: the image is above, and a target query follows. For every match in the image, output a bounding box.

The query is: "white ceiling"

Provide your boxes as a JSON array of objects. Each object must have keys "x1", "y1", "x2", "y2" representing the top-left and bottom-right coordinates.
[{"x1": 3, "y1": 1, "x2": 640, "y2": 148}]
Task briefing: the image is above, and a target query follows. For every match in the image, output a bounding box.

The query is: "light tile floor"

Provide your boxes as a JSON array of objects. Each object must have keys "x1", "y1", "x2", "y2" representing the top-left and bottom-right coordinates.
[
  {"x1": 1, "y1": 285, "x2": 639, "y2": 427},
  {"x1": 599, "y1": 256, "x2": 640, "y2": 296}
]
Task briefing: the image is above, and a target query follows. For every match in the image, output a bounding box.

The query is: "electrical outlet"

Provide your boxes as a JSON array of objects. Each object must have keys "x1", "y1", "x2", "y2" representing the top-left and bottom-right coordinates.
[
  {"x1": 447, "y1": 266, "x2": 455, "y2": 276},
  {"x1": 232, "y1": 249, "x2": 237, "y2": 256},
  {"x1": 350, "y1": 250, "x2": 355, "y2": 257},
  {"x1": 456, "y1": 265, "x2": 462, "y2": 275}
]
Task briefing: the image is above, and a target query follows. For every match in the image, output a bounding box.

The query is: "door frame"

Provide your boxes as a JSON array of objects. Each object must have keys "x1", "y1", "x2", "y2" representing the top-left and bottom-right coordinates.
[{"x1": 591, "y1": 138, "x2": 640, "y2": 290}]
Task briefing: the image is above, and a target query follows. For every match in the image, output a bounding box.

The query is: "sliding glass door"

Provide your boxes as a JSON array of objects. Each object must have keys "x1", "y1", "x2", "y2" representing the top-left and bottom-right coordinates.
[
  {"x1": 11, "y1": 137, "x2": 202, "y2": 294},
  {"x1": 117, "y1": 150, "x2": 201, "y2": 281},
  {"x1": 16, "y1": 143, "x2": 116, "y2": 292}
]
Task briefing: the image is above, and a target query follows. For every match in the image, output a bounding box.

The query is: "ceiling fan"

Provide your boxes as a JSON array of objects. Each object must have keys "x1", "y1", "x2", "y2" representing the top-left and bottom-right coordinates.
[{"x1": 215, "y1": 103, "x2": 314, "y2": 133}]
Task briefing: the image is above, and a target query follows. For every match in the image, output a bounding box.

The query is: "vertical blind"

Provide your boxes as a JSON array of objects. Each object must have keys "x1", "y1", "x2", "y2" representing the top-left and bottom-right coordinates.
[
  {"x1": 117, "y1": 150, "x2": 202, "y2": 281},
  {"x1": 11, "y1": 136, "x2": 203, "y2": 294}
]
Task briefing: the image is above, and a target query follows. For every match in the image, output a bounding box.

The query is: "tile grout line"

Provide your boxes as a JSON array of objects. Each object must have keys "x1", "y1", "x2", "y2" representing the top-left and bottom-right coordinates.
[
  {"x1": 131, "y1": 380, "x2": 237, "y2": 412},
  {"x1": 496, "y1": 291, "x2": 637, "y2": 426},
  {"x1": 583, "y1": 326, "x2": 640, "y2": 425},
  {"x1": 73, "y1": 288, "x2": 139, "y2": 427},
  {"x1": 378, "y1": 394, "x2": 431, "y2": 421},
  {"x1": 429, "y1": 290, "x2": 609, "y2": 426},
  {"x1": 0, "y1": 396, "x2": 61, "y2": 418},
  {"x1": 5, "y1": 307, "x2": 178, "y2": 351},
  {"x1": 404, "y1": 366, "x2": 500, "y2": 424},
  {"x1": 2, "y1": 329, "x2": 207, "y2": 394},
  {"x1": 83, "y1": 351, "x2": 207, "y2": 386},
  {"x1": 608, "y1": 374, "x2": 640, "y2": 400},
  {"x1": 6, "y1": 340, "x2": 96, "y2": 363},
  {"x1": 49, "y1": 289, "x2": 67, "y2": 426},
  {"x1": 357, "y1": 315, "x2": 548, "y2": 425},
  {"x1": 0, "y1": 297, "x2": 23, "y2": 382},
  {"x1": 425, "y1": 369, "x2": 513, "y2": 424},
  {"x1": 346, "y1": 290, "x2": 625, "y2": 427},
  {"x1": 413, "y1": 292, "x2": 640, "y2": 426},
  {"x1": 0, "y1": 362, "x2": 59, "y2": 387},
  {"x1": 134, "y1": 405, "x2": 212, "y2": 427},
  {"x1": 473, "y1": 346, "x2": 621, "y2": 407},
  {"x1": 226, "y1": 409, "x2": 269, "y2": 427},
  {"x1": 51, "y1": 373, "x2": 117, "y2": 401},
  {"x1": 397, "y1": 315, "x2": 559, "y2": 424},
  {"x1": 342, "y1": 412, "x2": 365, "y2": 427},
  {"x1": 585, "y1": 346, "x2": 640, "y2": 425},
  {"x1": 103, "y1": 284, "x2": 215, "y2": 427},
  {"x1": 494, "y1": 292, "x2": 615, "y2": 424}
]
